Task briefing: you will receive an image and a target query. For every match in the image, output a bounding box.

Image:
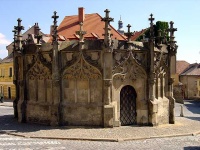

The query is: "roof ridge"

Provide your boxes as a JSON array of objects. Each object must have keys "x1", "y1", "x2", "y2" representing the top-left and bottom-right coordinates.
[
  {"x1": 177, "y1": 60, "x2": 190, "y2": 63},
  {"x1": 64, "y1": 13, "x2": 99, "y2": 18}
]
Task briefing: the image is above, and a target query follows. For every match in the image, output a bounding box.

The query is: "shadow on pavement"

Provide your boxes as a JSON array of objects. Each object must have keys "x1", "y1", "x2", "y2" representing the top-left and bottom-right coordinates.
[
  {"x1": 185, "y1": 117, "x2": 200, "y2": 122},
  {"x1": 184, "y1": 146, "x2": 200, "y2": 150},
  {"x1": 0, "y1": 107, "x2": 103, "y2": 135},
  {"x1": 184, "y1": 100, "x2": 200, "y2": 115},
  {"x1": 0, "y1": 100, "x2": 200, "y2": 136},
  {"x1": 0, "y1": 115, "x2": 56, "y2": 133}
]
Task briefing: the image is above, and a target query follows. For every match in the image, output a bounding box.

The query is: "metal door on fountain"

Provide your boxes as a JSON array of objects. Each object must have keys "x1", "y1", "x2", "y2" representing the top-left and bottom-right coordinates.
[{"x1": 120, "y1": 85, "x2": 137, "y2": 126}]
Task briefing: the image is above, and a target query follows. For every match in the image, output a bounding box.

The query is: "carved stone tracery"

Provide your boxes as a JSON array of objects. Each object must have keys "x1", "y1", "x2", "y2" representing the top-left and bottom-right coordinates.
[
  {"x1": 27, "y1": 60, "x2": 52, "y2": 80},
  {"x1": 26, "y1": 52, "x2": 52, "y2": 73},
  {"x1": 113, "y1": 51, "x2": 146, "y2": 81},
  {"x1": 63, "y1": 52, "x2": 102, "y2": 80}
]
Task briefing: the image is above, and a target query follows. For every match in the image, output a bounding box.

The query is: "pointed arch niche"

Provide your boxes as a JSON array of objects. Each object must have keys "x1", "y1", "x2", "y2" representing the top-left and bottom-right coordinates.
[
  {"x1": 62, "y1": 53, "x2": 102, "y2": 104},
  {"x1": 26, "y1": 60, "x2": 52, "y2": 103}
]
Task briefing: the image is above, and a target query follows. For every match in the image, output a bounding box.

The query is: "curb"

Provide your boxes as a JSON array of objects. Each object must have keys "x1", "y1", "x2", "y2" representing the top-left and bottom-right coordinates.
[
  {"x1": 0, "y1": 104, "x2": 13, "y2": 107},
  {"x1": 193, "y1": 131, "x2": 200, "y2": 136},
  {"x1": 3, "y1": 131, "x2": 200, "y2": 142},
  {"x1": 0, "y1": 105, "x2": 13, "y2": 107}
]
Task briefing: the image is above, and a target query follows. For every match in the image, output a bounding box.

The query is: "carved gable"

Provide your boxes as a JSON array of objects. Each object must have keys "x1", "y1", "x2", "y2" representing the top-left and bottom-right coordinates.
[
  {"x1": 63, "y1": 53, "x2": 102, "y2": 80},
  {"x1": 113, "y1": 51, "x2": 146, "y2": 81},
  {"x1": 27, "y1": 60, "x2": 52, "y2": 80}
]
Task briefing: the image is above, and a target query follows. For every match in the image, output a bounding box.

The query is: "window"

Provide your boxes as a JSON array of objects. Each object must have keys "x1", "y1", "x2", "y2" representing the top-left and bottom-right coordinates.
[
  {"x1": 9, "y1": 67, "x2": 12, "y2": 77},
  {"x1": 0, "y1": 68, "x2": 2, "y2": 76},
  {"x1": 0, "y1": 86, "x2": 3, "y2": 94},
  {"x1": 8, "y1": 87, "x2": 11, "y2": 99},
  {"x1": 1, "y1": 68, "x2": 5, "y2": 77}
]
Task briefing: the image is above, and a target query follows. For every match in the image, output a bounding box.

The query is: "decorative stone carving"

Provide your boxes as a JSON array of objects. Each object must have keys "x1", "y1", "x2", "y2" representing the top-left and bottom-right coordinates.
[
  {"x1": 154, "y1": 52, "x2": 162, "y2": 69},
  {"x1": 104, "y1": 80, "x2": 112, "y2": 87},
  {"x1": 162, "y1": 54, "x2": 168, "y2": 67},
  {"x1": 27, "y1": 60, "x2": 52, "y2": 80},
  {"x1": 63, "y1": 52, "x2": 102, "y2": 80},
  {"x1": 134, "y1": 52, "x2": 146, "y2": 67},
  {"x1": 113, "y1": 51, "x2": 129, "y2": 71},
  {"x1": 66, "y1": 53, "x2": 73, "y2": 61},
  {"x1": 114, "y1": 52, "x2": 122, "y2": 61},
  {"x1": 113, "y1": 51, "x2": 146, "y2": 81},
  {"x1": 26, "y1": 52, "x2": 52, "y2": 73},
  {"x1": 42, "y1": 53, "x2": 52, "y2": 63}
]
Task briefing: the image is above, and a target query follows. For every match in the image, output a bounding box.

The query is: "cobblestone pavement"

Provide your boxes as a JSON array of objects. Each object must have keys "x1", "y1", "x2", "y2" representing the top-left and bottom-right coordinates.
[
  {"x1": 0, "y1": 100, "x2": 199, "y2": 142},
  {"x1": 0, "y1": 133, "x2": 200, "y2": 150}
]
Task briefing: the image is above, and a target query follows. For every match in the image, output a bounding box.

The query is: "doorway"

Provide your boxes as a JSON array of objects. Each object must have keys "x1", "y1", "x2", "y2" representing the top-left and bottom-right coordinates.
[
  {"x1": 120, "y1": 85, "x2": 137, "y2": 125},
  {"x1": 8, "y1": 87, "x2": 11, "y2": 99}
]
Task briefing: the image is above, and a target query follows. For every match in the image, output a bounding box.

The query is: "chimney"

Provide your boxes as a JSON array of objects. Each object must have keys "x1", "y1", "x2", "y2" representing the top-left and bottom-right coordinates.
[
  {"x1": 34, "y1": 23, "x2": 37, "y2": 35},
  {"x1": 78, "y1": 7, "x2": 85, "y2": 23},
  {"x1": 34, "y1": 23, "x2": 40, "y2": 35}
]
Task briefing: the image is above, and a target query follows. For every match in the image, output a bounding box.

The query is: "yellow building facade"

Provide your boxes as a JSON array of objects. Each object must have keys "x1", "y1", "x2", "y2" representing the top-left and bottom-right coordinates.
[
  {"x1": 0, "y1": 55, "x2": 15, "y2": 100},
  {"x1": 198, "y1": 78, "x2": 200, "y2": 97}
]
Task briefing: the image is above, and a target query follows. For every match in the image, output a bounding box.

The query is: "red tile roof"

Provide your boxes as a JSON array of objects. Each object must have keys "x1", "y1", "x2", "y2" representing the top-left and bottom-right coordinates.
[
  {"x1": 57, "y1": 13, "x2": 126, "y2": 41},
  {"x1": 131, "y1": 29, "x2": 148, "y2": 41},
  {"x1": 47, "y1": 34, "x2": 66, "y2": 43},
  {"x1": 176, "y1": 60, "x2": 190, "y2": 74}
]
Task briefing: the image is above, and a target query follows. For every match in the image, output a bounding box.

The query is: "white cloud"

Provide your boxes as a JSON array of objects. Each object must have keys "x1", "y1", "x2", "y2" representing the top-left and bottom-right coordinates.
[
  {"x1": 0, "y1": 33, "x2": 11, "y2": 45},
  {"x1": 0, "y1": 49, "x2": 8, "y2": 59}
]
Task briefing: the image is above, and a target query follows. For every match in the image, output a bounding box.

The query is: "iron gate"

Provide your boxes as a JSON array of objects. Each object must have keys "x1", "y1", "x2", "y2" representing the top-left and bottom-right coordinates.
[{"x1": 120, "y1": 85, "x2": 137, "y2": 126}]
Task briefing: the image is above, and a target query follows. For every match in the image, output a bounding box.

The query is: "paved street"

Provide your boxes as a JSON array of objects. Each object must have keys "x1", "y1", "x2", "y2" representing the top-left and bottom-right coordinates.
[
  {"x1": 0, "y1": 100, "x2": 200, "y2": 149},
  {"x1": 0, "y1": 132, "x2": 200, "y2": 150}
]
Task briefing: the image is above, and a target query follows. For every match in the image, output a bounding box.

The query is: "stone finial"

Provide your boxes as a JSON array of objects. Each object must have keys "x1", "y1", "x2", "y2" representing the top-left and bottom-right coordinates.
[
  {"x1": 168, "y1": 21, "x2": 177, "y2": 46},
  {"x1": 149, "y1": 14, "x2": 155, "y2": 26},
  {"x1": 124, "y1": 24, "x2": 133, "y2": 42},
  {"x1": 102, "y1": 9, "x2": 114, "y2": 26},
  {"x1": 12, "y1": 28, "x2": 17, "y2": 50},
  {"x1": 167, "y1": 21, "x2": 178, "y2": 55},
  {"x1": 15, "y1": 18, "x2": 24, "y2": 51},
  {"x1": 52, "y1": 11, "x2": 59, "y2": 42},
  {"x1": 148, "y1": 14, "x2": 155, "y2": 40},
  {"x1": 76, "y1": 22, "x2": 87, "y2": 43},
  {"x1": 102, "y1": 9, "x2": 114, "y2": 48},
  {"x1": 16, "y1": 18, "x2": 24, "y2": 31},
  {"x1": 34, "y1": 23, "x2": 42, "y2": 45}
]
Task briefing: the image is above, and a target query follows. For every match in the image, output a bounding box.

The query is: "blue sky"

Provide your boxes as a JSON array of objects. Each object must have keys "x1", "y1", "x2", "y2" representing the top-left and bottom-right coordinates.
[{"x1": 0, "y1": 0, "x2": 200, "y2": 63}]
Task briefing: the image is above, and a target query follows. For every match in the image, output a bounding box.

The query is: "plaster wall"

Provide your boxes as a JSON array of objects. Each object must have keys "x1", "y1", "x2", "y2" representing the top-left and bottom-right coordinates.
[{"x1": 180, "y1": 76, "x2": 199, "y2": 99}]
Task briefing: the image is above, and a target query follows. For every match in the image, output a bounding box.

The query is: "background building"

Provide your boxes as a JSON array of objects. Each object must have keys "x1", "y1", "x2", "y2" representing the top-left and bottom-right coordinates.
[
  {"x1": 0, "y1": 54, "x2": 15, "y2": 99},
  {"x1": 173, "y1": 61, "x2": 200, "y2": 101},
  {"x1": 180, "y1": 63, "x2": 200, "y2": 99},
  {"x1": 172, "y1": 60, "x2": 190, "y2": 103}
]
